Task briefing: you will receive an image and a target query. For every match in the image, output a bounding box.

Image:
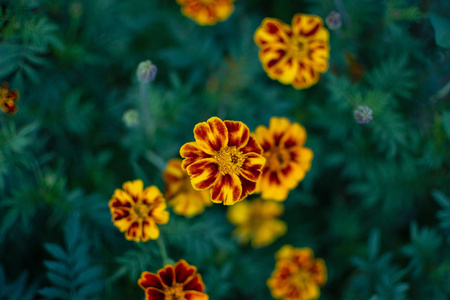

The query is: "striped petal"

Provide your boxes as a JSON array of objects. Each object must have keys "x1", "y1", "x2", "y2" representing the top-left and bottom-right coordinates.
[
  {"x1": 141, "y1": 219, "x2": 160, "y2": 241},
  {"x1": 180, "y1": 142, "x2": 212, "y2": 170},
  {"x1": 224, "y1": 120, "x2": 250, "y2": 149},
  {"x1": 125, "y1": 221, "x2": 140, "y2": 241},
  {"x1": 122, "y1": 179, "x2": 143, "y2": 202},
  {"x1": 254, "y1": 18, "x2": 292, "y2": 47},
  {"x1": 258, "y1": 170, "x2": 289, "y2": 201},
  {"x1": 258, "y1": 45, "x2": 290, "y2": 80},
  {"x1": 292, "y1": 62, "x2": 320, "y2": 89},
  {"x1": 268, "y1": 117, "x2": 291, "y2": 146},
  {"x1": 239, "y1": 153, "x2": 265, "y2": 182},
  {"x1": 279, "y1": 122, "x2": 307, "y2": 149},
  {"x1": 292, "y1": 13, "x2": 325, "y2": 38},
  {"x1": 239, "y1": 176, "x2": 257, "y2": 201},
  {"x1": 210, "y1": 173, "x2": 242, "y2": 205},
  {"x1": 138, "y1": 271, "x2": 164, "y2": 290},
  {"x1": 158, "y1": 265, "x2": 175, "y2": 287},
  {"x1": 289, "y1": 147, "x2": 313, "y2": 173},
  {"x1": 175, "y1": 259, "x2": 198, "y2": 284},
  {"x1": 183, "y1": 274, "x2": 206, "y2": 292},
  {"x1": 240, "y1": 136, "x2": 263, "y2": 155},
  {"x1": 253, "y1": 125, "x2": 274, "y2": 152},
  {"x1": 193, "y1": 117, "x2": 228, "y2": 155},
  {"x1": 186, "y1": 158, "x2": 219, "y2": 190}
]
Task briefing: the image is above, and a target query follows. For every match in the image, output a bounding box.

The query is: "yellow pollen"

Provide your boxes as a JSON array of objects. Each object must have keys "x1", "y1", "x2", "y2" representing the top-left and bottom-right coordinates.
[
  {"x1": 287, "y1": 36, "x2": 309, "y2": 59},
  {"x1": 292, "y1": 269, "x2": 313, "y2": 290},
  {"x1": 214, "y1": 146, "x2": 245, "y2": 175},
  {"x1": 132, "y1": 202, "x2": 150, "y2": 219},
  {"x1": 164, "y1": 283, "x2": 184, "y2": 300}
]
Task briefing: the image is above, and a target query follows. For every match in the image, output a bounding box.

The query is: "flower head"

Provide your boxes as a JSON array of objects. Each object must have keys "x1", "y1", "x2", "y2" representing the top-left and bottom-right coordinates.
[
  {"x1": 227, "y1": 198, "x2": 287, "y2": 248},
  {"x1": 254, "y1": 14, "x2": 330, "y2": 89},
  {"x1": 253, "y1": 117, "x2": 313, "y2": 201},
  {"x1": 137, "y1": 60, "x2": 157, "y2": 83},
  {"x1": 122, "y1": 109, "x2": 140, "y2": 127},
  {"x1": 109, "y1": 179, "x2": 169, "y2": 241},
  {"x1": 163, "y1": 158, "x2": 212, "y2": 217},
  {"x1": 138, "y1": 259, "x2": 208, "y2": 300},
  {"x1": 325, "y1": 11, "x2": 342, "y2": 30},
  {"x1": 180, "y1": 117, "x2": 265, "y2": 205},
  {"x1": 176, "y1": 0, "x2": 235, "y2": 26},
  {"x1": 268, "y1": 245, "x2": 327, "y2": 300},
  {"x1": 0, "y1": 82, "x2": 19, "y2": 115},
  {"x1": 353, "y1": 105, "x2": 373, "y2": 124}
]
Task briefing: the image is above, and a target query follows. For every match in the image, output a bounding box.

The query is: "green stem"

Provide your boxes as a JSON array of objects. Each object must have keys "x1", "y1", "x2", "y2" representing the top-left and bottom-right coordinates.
[
  {"x1": 145, "y1": 150, "x2": 167, "y2": 172},
  {"x1": 139, "y1": 82, "x2": 154, "y2": 141},
  {"x1": 156, "y1": 235, "x2": 174, "y2": 267}
]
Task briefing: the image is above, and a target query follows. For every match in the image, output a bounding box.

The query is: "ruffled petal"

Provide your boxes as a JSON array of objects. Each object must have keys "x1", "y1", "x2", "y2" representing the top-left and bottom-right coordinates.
[
  {"x1": 186, "y1": 158, "x2": 219, "y2": 190},
  {"x1": 239, "y1": 153, "x2": 265, "y2": 182},
  {"x1": 183, "y1": 274, "x2": 206, "y2": 292},
  {"x1": 240, "y1": 136, "x2": 263, "y2": 155},
  {"x1": 292, "y1": 62, "x2": 320, "y2": 89},
  {"x1": 150, "y1": 202, "x2": 170, "y2": 224},
  {"x1": 110, "y1": 209, "x2": 132, "y2": 231},
  {"x1": 253, "y1": 125, "x2": 274, "y2": 152},
  {"x1": 145, "y1": 287, "x2": 165, "y2": 300},
  {"x1": 258, "y1": 170, "x2": 289, "y2": 201},
  {"x1": 175, "y1": 259, "x2": 197, "y2": 284},
  {"x1": 307, "y1": 37, "x2": 329, "y2": 72},
  {"x1": 276, "y1": 56, "x2": 300, "y2": 85},
  {"x1": 258, "y1": 44, "x2": 290, "y2": 80},
  {"x1": 193, "y1": 117, "x2": 228, "y2": 155},
  {"x1": 110, "y1": 189, "x2": 133, "y2": 208},
  {"x1": 125, "y1": 221, "x2": 140, "y2": 242},
  {"x1": 138, "y1": 271, "x2": 164, "y2": 290},
  {"x1": 268, "y1": 117, "x2": 292, "y2": 146},
  {"x1": 254, "y1": 18, "x2": 292, "y2": 47},
  {"x1": 289, "y1": 147, "x2": 313, "y2": 173},
  {"x1": 142, "y1": 185, "x2": 163, "y2": 205},
  {"x1": 292, "y1": 13, "x2": 325, "y2": 38},
  {"x1": 141, "y1": 219, "x2": 159, "y2": 241},
  {"x1": 180, "y1": 142, "x2": 212, "y2": 170},
  {"x1": 224, "y1": 120, "x2": 250, "y2": 149},
  {"x1": 210, "y1": 173, "x2": 242, "y2": 205},
  {"x1": 122, "y1": 180, "x2": 143, "y2": 202},
  {"x1": 279, "y1": 122, "x2": 307, "y2": 149},
  {"x1": 239, "y1": 176, "x2": 257, "y2": 201},
  {"x1": 158, "y1": 265, "x2": 175, "y2": 287}
]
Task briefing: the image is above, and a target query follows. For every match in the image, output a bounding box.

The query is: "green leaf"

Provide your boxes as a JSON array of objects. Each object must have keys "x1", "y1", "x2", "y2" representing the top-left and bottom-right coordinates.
[{"x1": 430, "y1": 13, "x2": 450, "y2": 49}]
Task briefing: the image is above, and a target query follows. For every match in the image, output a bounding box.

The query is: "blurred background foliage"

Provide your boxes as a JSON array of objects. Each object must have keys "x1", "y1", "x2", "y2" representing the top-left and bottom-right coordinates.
[{"x1": 0, "y1": 0, "x2": 450, "y2": 299}]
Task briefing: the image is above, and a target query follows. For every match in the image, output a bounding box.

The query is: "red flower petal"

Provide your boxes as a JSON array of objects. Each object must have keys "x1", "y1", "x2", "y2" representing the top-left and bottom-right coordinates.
[
  {"x1": 254, "y1": 18, "x2": 292, "y2": 46},
  {"x1": 138, "y1": 272, "x2": 164, "y2": 290},
  {"x1": 239, "y1": 176, "x2": 256, "y2": 201},
  {"x1": 193, "y1": 117, "x2": 228, "y2": 155},
  {"x1": 145, "y1": 287, "x2": 165, "y2": 300},
  {"x1": 240, "y1": 136, "x2": 263, "y2": 155},
  {"x1": 180, "y1": 142, "x2": 212, "y2": 170},
  {"x1": 175, "y1": 259, "x2": 197, "y2": 284},
  {"x1": 210, "y1": 173, "x2": 242, "y2": 205},
  {"x1": 224, "y1": 120, "x2": 250, "y2": 149},
  {"x1": 183, "y1": 274, "x2": 205, "y2": 292},
  {"x1": 186, "y1": 158, "x2": 219, "y2": 190},
  {"x1": 239, "y1": 153, "x2": 265, "y2": 182},
  {"x1": 158, "y1": 265, "x2": 175, "y2": 287}
]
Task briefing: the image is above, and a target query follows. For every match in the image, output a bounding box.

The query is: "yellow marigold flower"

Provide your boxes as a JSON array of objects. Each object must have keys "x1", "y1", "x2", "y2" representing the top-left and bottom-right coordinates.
[
  {"x1": 254, "y1": 13, "x2": 330, "y2": 89},
  {"x1": 109, "y1": 179, "x2": 169, "y2": 242},
  {"x1": 253, "y1": 117, "x2": 313, "y2": 201},
  {"x1": 268, "y1": 245, "x2": 327, "y2": 300},
  {"x1": 180, "y1": 117, "x2": 265, "y2": 205},
  {"x1": 163, "y1": 158, "x2": 212, "y2": 217},
  {"x1": 138, "y1": 259, "x2": 209, "y2": 300},
  {"x1": 0, "y1": 82, "x2": 19, "y2": 115},
  {"x1": 176, "y1": 0, "x2": 235, "y2": 26},
  {"x1": 227, "y1": 198, "x2": 287, "y2": 248}
]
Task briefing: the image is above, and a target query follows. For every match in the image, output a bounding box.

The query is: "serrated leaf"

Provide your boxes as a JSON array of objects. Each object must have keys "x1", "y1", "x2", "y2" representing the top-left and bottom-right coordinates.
[
  {"x1": 44, "y1": 261, "x2": 69, "y2": 275},
  {"x1": 430, "y1": 13, "x2": 450, "y2": 49},
  {"x1": 44, "y1": 243, "x2": 68, "y2": 261}
]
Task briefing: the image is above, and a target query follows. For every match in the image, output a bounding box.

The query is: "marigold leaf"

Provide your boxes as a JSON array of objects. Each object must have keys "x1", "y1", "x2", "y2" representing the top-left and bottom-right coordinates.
[{"x1": 430, "y1": 13, "x2": 450, "y2": 49}]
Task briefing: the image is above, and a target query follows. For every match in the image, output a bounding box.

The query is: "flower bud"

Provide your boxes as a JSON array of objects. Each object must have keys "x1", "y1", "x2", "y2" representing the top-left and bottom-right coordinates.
[
  {"x1": 136, "y1": 60, "x2": 157, "y2": 83},
  {"x1": 122, "y1": 109, "x2": 140, "y2": 127},
  {"x1": 325, "y1": 11, "x2": 342, "y2": 30},
  {"x1": 354, "y1": 105, "x2": 373, "y2": 124}
]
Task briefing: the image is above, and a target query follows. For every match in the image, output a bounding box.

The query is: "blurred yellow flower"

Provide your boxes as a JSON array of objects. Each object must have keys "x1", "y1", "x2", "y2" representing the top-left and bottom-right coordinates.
[
  {"x1": 176, "y1": 0, "x2": 235, "y2": 26},
  {"x1": 254, "y1": 13, "x2": 329, "y2": 89},
  {"x1": 268, "y1": 245, "x2": 327, "y2": 300},
  {"x1": 0, "y1": 82, "x2": 19, "y2": 115},
  {"x1": 180, "y1": 117, "x2": 265, "y2": 205},
  {"x1": 253, "y1": 117, "x2": 313, "y2": 201},
  {"x1": 163, "y1": 158, "x2": 212, "y2": 217},
  {"x1": 138, "y1": 259, "x2": 208, "y2": 300},
  {"x1": 109, "y1": 179, "x2": 169, "y2": 242},
  {"x1": 227, "y1": 198, "x2": 287, "y2": 248}
]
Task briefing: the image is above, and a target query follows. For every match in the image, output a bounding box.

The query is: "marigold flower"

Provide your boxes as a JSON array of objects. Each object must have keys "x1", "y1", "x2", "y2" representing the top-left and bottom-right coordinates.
[
  {"x1": 163, "y1": 158, "x2": 212, "y2": 217},
  {"x1": 254, "y1": 13, "x2": 330, "y2": 89},
  {"x1": 138, "y1": 259, "x2": 209, "y2": 300},
  {"x1": 0, "y1": 82, "x2": 19, "y2": 115},
  {"x1": 109, "y1": 179, "x2": 169, "y2": 242},
  {"x1": 253, "y1": 117, "x2": 313, "y2": 201},
  {"x1": 176, "y1": 0, "x2": 235, "y2": 26},
  {"x1": 227, "y1": 198, "x2": 287, "y2": 248},
  {"x1": 268, "y1": 245, "x2": 327, "y2": 300},
  {"x1": 180, "y1": 117, "x2": 265, "y2": 205}
]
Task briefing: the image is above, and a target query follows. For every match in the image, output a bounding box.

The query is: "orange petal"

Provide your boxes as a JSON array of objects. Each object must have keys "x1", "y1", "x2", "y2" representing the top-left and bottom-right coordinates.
[
  {"x1": 109, "y1": 189, "x2": 133, "y2": 208},
  {"x1": 184, "y1": 273, "x2": 206, "y2": 293},
  {"x1": 210, "y1": 173, "x2": 242, "y2": 205},
  {"x1": 138, "y1": 271, "x2": 164, "y2": 290},
  {"x1": 254, "y1": 17, "x2": 292, "y2": 47},
  {"x1": 186, "y1": 158, "x2": 219, "y2": 190},
  {"x1": 224, "y1": 120, "x2": 250, "y2": 149},
  {"x1": 158, "y1": 265, "x2": 175, "y2": 287},
  {"x1": 185, "y1": 291, "x2": 209, "y2": 300},
  {"x1": 145, "y1": 287, "x2": 165, "y2": 300},
  {"x1": 240, "y1": 136, "x2": 263, "y2": 155},
  {"x1": 193, "y1": 117, "x2": 228, "y2": 155},
  {"x1": 239, "y1": 176, "x2": 257, "y2": 201},
  {"x1": 175, "y1": 259, "x2": 198, "y2": 284},
  {"x1": 180, "y1": 142, "x2": 212, "y2": 170},
  {"x1": 239, "y1": 153, "x2": 265, "y2": 182},
  {"x1": 141, "y1": 219, "x2": 160, "y2": 241}
]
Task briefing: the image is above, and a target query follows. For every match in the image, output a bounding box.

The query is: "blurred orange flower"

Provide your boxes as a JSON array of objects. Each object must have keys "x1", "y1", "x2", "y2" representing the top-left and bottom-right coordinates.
[
  {"x1": 180, "y1": 117, "x2": 265, "y2": 205},
  {"x1": 109, "y1": 179, "x2": 169, "y2": 242},
  {"x1": 227, "y1": 198, "x2": 287, "y2": 248},
  {"x1": 0, "y1": 82, "x2": 19, "y2": 115},
  {"x1": 163, "y1": 158, "x2": 212, "y2": 217},
  {"x1": 138, "y1": 259, "x2": 208, "y2": 300},
  {"x1": 254, "y1": 13, "x2": 329, "y2": 89},
  {"x1": 268, "y1": 245, "x2": 327, "y2": 300},
  {"x1": 176, "y1": 0, "x2": 235, "y2": 26},
  {"x1": 253, "y1": 117, "x2": 313, "y2": 201}
]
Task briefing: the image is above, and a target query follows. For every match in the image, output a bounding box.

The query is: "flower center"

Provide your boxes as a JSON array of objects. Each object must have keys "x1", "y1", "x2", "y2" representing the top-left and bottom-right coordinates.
[
  {"x1": 288, "y1": 36, "x2": 309, "y2": 59},
  {"x1": 267, "y1": 147, "x2": 290, "y2": 170},
  {"x1": 291, "y1": 269, "x2": 313, "y2": 290},
  {"x1": 164, "y1": 283, "x2": 184, "y2": 300},
  {"x1": 214, "y1": 146, "x2": 245, "y2": 175},
  {"x1": 132, "y1": 202, "x2": 150, "y2": 219}
]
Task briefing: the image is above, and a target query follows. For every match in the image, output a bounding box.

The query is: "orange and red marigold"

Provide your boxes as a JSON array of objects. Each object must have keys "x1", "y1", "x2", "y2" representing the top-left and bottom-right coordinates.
[
  {"x1": 253, "y1": 117, "x2": 313, "y2": 201},
  {"x1": 176, "y1": 0, "x2": 235, "y2": 26},
  {"x1": 163, "y1": 158, "x2": 212, "y2": 217},
  {"x1": 268, "y1": 245, "x2": 327, "y2": 300},
  {"x1": 138, "y1": 259, "x2": 208, "y2": 300},
  {"x1": 0, "y1": 82, "x2": 19, "y2": 115},
  {"x1": 254, "y1": 13, "x2": 330, "y2": 89},
  {"x1": 180, "y1": 117, "x2": 265, "y2": 206},
  {"x1": 109, "y1": 179, "x2": 169, "y2": 242}
]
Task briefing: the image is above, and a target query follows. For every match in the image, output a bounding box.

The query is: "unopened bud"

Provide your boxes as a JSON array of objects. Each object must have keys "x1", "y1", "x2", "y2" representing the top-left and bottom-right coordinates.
[
  {"x1": 354, "y1": 105, "x2": 373, "y2": 124},
  {"x1": 326, "y1": 11, "x2": 342, "y2": 30},
  {"x1": 122, "y1": 109, "x2": 140, "y2": 127},
  {"x1": 136, "y1": 60, "x2": 157, "y2": 83}
]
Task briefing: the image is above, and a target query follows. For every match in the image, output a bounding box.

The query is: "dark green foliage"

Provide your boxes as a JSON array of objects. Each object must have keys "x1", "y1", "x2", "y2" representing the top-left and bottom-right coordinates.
[{"x1": 1, "y1": 0, "x2": 449, "y2": 299}]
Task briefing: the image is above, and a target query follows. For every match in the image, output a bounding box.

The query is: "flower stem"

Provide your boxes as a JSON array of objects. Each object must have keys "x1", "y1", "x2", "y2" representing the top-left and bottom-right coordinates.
[
  {"x1": 156, "y1": 235, "x2": 174, "y2": 267},
  {"x1": 139, "y1": 82, "x2": 154, "y2": 141}
]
